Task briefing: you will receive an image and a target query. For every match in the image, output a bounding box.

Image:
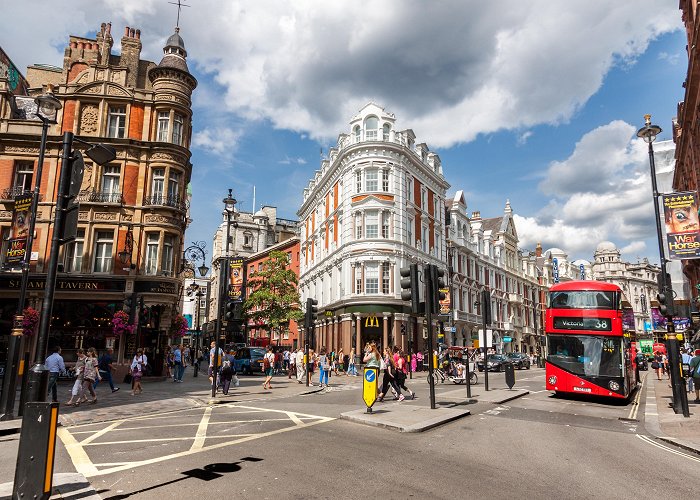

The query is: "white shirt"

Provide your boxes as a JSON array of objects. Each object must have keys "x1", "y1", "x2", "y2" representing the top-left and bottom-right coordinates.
[
  {"x1": 296, "y1": 350, "x2": 304, "y2": 364},
  {"x1": 131, "y1": 354, "x2": 147, "y2": 370}
]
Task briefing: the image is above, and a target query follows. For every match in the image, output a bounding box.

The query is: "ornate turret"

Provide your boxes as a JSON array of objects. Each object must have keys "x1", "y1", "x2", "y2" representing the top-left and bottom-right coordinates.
[{"x1": 148, "y1": 27, "x2": 197, "y2": 93}]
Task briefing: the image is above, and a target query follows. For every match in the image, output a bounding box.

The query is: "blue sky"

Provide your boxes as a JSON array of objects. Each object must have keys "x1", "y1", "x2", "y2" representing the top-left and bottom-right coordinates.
[{"x1": 1, "y1": 1, "x2": 687, "y2": 266}]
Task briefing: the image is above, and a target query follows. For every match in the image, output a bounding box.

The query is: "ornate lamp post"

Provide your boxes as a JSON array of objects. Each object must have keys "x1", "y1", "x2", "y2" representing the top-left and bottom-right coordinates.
[{"x1": 637, "y1": 114, "x2": 689, "y2": 417}]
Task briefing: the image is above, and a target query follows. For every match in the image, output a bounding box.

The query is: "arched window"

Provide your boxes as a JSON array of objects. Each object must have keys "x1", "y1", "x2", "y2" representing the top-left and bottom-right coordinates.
[
  {"x1": 365, "y1": 116, "x2": 378, "y2": 140},
  {"x1": 354, "y1": 125, "x2": 361, "y2": 142}
]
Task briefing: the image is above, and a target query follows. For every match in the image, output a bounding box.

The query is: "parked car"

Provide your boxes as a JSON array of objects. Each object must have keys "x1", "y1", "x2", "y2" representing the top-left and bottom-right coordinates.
[
  {"x1": 506, "y1": 352, "x2": 531, "y2": 370},
  {"x1": 477, "y1": 354, "x2": 509, "y2": 372},
  {"x1": 233, "y1": 347, "x2": 266, "y2": 375}
]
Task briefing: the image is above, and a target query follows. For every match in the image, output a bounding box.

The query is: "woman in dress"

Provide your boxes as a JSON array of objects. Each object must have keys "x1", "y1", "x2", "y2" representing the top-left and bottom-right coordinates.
[
  {"x1": 262, "y1": 345, "x2": 275, "y2": 390},
  {"x1": 416, "y1": 351, "x2": 423, "y2": 372},
  {"x1": 395, "y1": 349, "x2": 415, "y2": 399},
  {"x1": 410, "y1": 351, "x2": 417, "y2": 373},
  {"x1": 66, "y1": 349, "x2": 86, "y2": 406},
  {"x1": 131, "y1": 348, "x2": 148, "y2": 395},
  {"x1": 82, "y1": 348, "x2": 100, "y2": 404}
]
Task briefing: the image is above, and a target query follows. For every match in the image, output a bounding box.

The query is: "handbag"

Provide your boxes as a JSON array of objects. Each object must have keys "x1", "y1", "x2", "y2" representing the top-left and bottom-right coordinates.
[
  {"x1": 651, "y1": 361, "x2": 659, "y2": 369},
  {"x1": 123, "y1": 373, "x2": 133, "y2": 384},
  {"x1": 380, "y1": 357, "x2": 387, "y2": 370}
]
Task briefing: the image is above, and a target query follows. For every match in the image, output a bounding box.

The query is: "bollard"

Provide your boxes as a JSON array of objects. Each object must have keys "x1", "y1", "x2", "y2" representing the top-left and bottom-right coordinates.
[
  {"x1": 362, "y1": 367, "x2": 378, "y2": 413},
  {"x1": 504, "y1": 362, "x2": 515, "y2": 389}
]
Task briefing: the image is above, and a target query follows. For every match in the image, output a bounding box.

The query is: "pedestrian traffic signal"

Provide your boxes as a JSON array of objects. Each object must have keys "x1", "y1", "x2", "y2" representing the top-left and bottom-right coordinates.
[
  {"x1": 400, "y1": 264, "x2": 419, "y2": 314},
  {"x1": 305, "y1": 298, "x2": 318, "y2": 329},
  {"x1": 657, "y1": 288, "x2": 675, "y2": 317}
]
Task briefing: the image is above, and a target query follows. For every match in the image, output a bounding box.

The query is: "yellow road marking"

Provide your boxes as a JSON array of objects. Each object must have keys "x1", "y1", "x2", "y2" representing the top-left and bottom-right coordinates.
[
  {"x1": 636, "y1": 434, "x2": 700, "y2": 463},
  {"x1": 81, "y1": 421, "x2": 122, "y2": 445},
  {"x1": 58, "y1": 405, "x2": 335, "y2": 478},
  {"x1": 190, "y1": 406, "x2": 212, "y2": 451},
  {"x1": 628, "y1": 373, "x2": 646, "y2": 421}
]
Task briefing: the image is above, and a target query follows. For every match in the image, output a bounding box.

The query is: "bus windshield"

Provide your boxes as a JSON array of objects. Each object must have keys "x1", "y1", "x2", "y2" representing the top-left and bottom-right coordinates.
[
  {"x1": 547, "y1": 334, "x2": 623, "y2": 378},
  {"x1": 548, "y1": 290, "x2": 616, "y2": 310}
]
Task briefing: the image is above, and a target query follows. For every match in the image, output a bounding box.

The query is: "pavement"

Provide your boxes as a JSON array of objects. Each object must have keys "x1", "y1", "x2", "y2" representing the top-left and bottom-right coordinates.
[{"x1": 644, "y1": 373, "x2": 700, "y2": 454}]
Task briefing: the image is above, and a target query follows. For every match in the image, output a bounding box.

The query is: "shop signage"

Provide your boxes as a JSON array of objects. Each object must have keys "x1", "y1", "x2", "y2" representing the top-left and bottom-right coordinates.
[
  {"x1": 662, "y1": 191, "x2": 700, "y2": 259},
  {"x1": 228, "y1": 257, "x2": 245, "y2": 302},
  {"x1": 6, "y1": 193, "x2": 33, "y2": 266},
  {"x1": 134, "y1": 280, "x2": 177, "y2": 295},
  {"x1": 0, "y1": 275, "x2": 125, "y2": 292},
  {"x1": 552, "y1": 258, "x2": 559, "y2": 283}
]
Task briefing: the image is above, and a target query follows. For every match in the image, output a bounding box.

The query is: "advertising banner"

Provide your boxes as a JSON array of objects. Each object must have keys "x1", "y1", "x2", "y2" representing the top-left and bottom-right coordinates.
[
  {"x1": 662, "y1": 191, "x2": 700, "y2": 259},
  {"x1": 227, "y1": 257, "x2": 245, "y2": 302},
  {"x1": 6, "y1": 193, "x2": 33, "y2": 266},
  {"x1": 621, "y1": 308, "x2": 635, "y2": 331},
  {"x1": 439, "y1": 287, "x2": 451, "y2": 315},
  {"x1": 552, "y1": 258, "x2": 559, "y2": 283}
]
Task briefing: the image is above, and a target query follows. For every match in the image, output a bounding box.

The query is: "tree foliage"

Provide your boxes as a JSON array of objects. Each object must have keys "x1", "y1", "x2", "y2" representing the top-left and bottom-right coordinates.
[{"x1": 243, "y1": 250, "x2": 303, "y2": 339}]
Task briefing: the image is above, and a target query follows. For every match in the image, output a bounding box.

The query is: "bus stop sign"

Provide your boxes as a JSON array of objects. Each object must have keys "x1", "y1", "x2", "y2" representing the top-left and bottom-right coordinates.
[{"x1": 362, "y1": 367, "x2": 378, "y2": 412}]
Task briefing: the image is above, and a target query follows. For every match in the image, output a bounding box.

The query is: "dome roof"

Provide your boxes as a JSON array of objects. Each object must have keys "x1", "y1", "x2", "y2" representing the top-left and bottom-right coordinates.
[
  {"x1": 166, "y1": 31, "x2": 186, "y2": 52},
  {"x1": 156, "y1": 28, "x2": 190, "y2": 73},
  {"x1": 572, "y1": 259, "x2": 590, "y2": 266},
  {"x1": 596, "y1": 241, "x2": 617, "y2": 252},
  {"x1": 545, "y1": 247, "x2": 566, "y2": 257},
  {"x1": 254, "y1": 209, "x2": 268, "y2": 219}
]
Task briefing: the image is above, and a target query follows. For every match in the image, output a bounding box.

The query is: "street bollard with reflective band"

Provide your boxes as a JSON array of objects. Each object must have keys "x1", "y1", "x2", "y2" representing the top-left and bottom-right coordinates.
[
  {"x1": 504, "y1": 362, "x2": 515, "y2": 389},
  {"x1": 363, "y1": 367, "x2": 378, "y2": 413},
  {"x1": 13, "y1": 402, "x2": 60, "y2": 499}
]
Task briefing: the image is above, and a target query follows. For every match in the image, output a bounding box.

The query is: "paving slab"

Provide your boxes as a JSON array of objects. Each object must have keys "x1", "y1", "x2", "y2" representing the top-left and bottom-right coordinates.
[
  {"x1": 340, "y1": 404, "x2": 470, "y2": 432},
  {"x1": 0, "y1": 472, "x2": 101, "y2": 500},
  {"x1": 645, "y1": 375, "x2": 700, "y2": 454}
]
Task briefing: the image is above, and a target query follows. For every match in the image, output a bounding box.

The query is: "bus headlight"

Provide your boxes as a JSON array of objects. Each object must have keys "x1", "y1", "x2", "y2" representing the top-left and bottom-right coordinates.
[
  {"x1": 608, "y1": 380, "x2": 620, "y2": 391},
  {"x1": 548, "y1": 376, "x2": 557, "y2": 385}
]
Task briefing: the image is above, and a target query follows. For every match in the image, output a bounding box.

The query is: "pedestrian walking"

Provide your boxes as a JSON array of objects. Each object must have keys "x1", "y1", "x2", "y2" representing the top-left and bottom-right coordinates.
[
  {"x1": 94, "y1": 348, "x2": 119, "y2": 393},
  {"x1": 193, "y1": 347, "x2": 201, "y2": 377},
  {"x1": 66, "y1": 349, "x2": 86, "y2": 406},
  {"x1": 347, "y1": 351, "x2": 357, "y2": 376},
  {"x1": 220, "y1": 352, "x2": 235, "y2": 395},
  {"x1": 296, "y1": 348, "x2": 305, "y2": 383},
  {"x1": 263, "y1": 345, "x2": 275, "y2": 389},
  {"x1": 416, "y1": 351, "x2": 423, "y2": 371},
  {"x1": 410, "y1": 351, "x2": 417, "y2": 373},
  {"x1": 45, "y1": 346, "x2": 66, "y2": 403},
  {"x1": 208, "y1": 341, "x2": 224, "y2": 387},
  {"x1": 288, "y1": 349, "x2": 296, "y2": 379},
  {"x1": 652, "y1": 351, "x2": 663, "y2": 380},
  {"x1": 378, "y1": 347, "x2": 402, "y2": 402},
  {"x1": 363, "y1": 343, "x2": 381, "y2": 369},
  {"x1": 691, "y1": 349, "x2": 700, "y2": 403},
  {"x1": 131, "y1": 348, "x2": 147, "y2": 396},
  {"x1": 173, "y1": 344, "x2": 184, "y2": 382},
  {"x1": 662, "y1": 352, "x2": 670, "y2": 380},
  {"x1": 395, "y1": 349, "x2": 415, "y2": 399},
  {"x1": 335, "y1": 348, "x2": 344, "y2": 375},
  {"x1": 318, "y1": 347, "x2": 331, "y2": 388},
  {"x1": 682, "y1": 349, "x2": 695, "y2": 393},
  {"x1": 82, "y1": 348, "x2": 100, "y2": 404}
]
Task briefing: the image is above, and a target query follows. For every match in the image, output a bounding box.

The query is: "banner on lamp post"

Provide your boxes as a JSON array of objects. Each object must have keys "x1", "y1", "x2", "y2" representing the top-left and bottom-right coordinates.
[
  {"x1": 6, "y1": 193, "x2": 33, "y2": 266},
  {"x1": 662, "y1": 191, "x2": 700, "y2": 260},
  {"x1": 227, "y1": 257, "x2": 245, "y2": 302}
]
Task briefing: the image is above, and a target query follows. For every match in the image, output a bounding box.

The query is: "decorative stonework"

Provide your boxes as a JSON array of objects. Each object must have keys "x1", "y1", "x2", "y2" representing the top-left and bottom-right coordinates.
[
  {"x1": 75, "y1": 73, "x2": 89, "y2": 84},
  {"x1": 94, "y1": 212, "x2": 117, "y2": 221},
  {"x1": 83, "y1": 86, "x2": 101, "y2": 94},
  {"x1": 96, "y1": 70, "x2": 105, "y2": 80},
  {"x1": 107, "y1": 85, "x2": 129, "y2": 96},
  {"x1": 78, "y1": 211, "x2": 89, "y2": 221},
  {"x1": 0, "y1": 211, "x2": 12, "y2": 219},
  {"x1": 150, "y1": 152, "x2": 174, "y2": 161},
  {"x1": 79, "y1": 164, "x2": 93, "y2": 192},
  {"x1": 80, "y1": 106, "x2": 99, "y2": 134},
  {"x1": 144, "y1": 214, "x2": 182, "y2": 226},
  {"x1": 3, "y1": 146, "x2": 39, "y2": 153},
  {"x1": 122, "y1": 214, "x2": 133, "y2": 222}
]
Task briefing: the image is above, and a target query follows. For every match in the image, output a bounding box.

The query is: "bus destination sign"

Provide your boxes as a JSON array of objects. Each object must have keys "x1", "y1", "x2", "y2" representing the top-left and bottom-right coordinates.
[{"x1": 553, "y1": 317, "x2": 612, "y2": 331}]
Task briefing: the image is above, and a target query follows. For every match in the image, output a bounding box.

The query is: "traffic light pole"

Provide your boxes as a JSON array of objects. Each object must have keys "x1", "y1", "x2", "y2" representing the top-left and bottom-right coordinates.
[
  {"x1": 26, "y1": 132, "x2": 75, "y2": 403},
  {"x1": 425, "y1": 265, "x2": 437, "y2": 410}
]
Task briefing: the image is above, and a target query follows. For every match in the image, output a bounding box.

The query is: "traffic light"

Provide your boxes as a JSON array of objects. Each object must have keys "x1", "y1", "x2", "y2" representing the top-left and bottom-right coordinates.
[
  {"x1": 58, "y1": 150, "x2": 85, "y2": 243},
  {"x1": 657, "y1": 288, "x2": 675, "y2": 317},
  {"x1": 400, "y1": 264, "x2": 419, "y2": 314},
  {"x1": 481, "y1": 289, "x2": 492, "y2": 324},
  {"x1": 305, "y1": 298, "x2": 318, "y2": 329},
  {"x1": 429, "y1": 265, "x2": 446, "y2": 314},
  {"x1": 225, "y1": 300, "x2": 237, "y2": 320}
]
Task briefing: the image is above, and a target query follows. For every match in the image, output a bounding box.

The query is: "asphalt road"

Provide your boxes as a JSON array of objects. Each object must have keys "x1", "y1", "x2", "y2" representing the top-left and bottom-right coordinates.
[{"x1": 50, "y1": 368, "x2": 700, "y2": 499}]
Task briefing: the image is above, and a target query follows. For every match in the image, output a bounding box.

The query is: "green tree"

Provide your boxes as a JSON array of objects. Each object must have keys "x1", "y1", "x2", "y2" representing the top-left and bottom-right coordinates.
[{"x1": 243, "y1": 250, "x2": 303, "y2": 343}]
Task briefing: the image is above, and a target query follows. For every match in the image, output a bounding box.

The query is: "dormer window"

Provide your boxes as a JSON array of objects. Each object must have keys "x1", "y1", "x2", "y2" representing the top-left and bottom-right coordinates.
[{"x1": 365, "y1": 116, "x2": 378, "y2": 140}]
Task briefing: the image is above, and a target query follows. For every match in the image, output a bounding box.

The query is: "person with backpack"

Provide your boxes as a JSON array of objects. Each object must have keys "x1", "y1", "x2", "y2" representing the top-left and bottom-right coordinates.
[
  {"x1": 262, "y1": 345, "x2": 275, "y2": 390},
  {"x1": 220, "y1": 352, "x2": 235, "y2": 395}
]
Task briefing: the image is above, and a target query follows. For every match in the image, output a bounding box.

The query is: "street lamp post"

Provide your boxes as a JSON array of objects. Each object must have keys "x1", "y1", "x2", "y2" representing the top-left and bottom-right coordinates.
[
  {"x1": 0, "y1": 92, "x2": 62, "y2": 420},
  {"x1": 637, "y1": 114, "x2": 689, "y2": 417},
  {"x1": 212, "y1": 189, "x2": 237, "y2": 397}
]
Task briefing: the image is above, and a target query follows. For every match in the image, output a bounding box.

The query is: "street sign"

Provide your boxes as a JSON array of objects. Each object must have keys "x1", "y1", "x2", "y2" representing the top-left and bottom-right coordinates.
[
  {"x1": 362, "y1": 367, "x2": 378, "y2": 412},
  {"x1": 503, "y1": 336, "x2": 512, "y2": 343}
]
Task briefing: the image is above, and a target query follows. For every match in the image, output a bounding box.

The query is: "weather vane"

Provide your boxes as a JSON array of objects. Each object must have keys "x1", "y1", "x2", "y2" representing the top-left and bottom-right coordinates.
[{"x1": 168, "y1": 0, "x2": 190, "y2": 29}]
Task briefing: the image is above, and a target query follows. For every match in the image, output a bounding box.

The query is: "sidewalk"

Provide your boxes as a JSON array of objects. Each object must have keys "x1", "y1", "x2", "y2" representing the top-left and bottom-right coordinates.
[{"x1": 646, "y1": 374, "x2": 700, "y2": 453}]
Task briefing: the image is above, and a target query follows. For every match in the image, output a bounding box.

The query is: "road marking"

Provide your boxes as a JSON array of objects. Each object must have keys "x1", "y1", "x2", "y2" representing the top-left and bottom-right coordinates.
[
  {"x1": 80, "y1": 421, "x2": 122, "y2": 445},
  {"x1": 190, "y1": 406, "x2": 212, "y2": 451},
  {"x1": 627, "y1": 373, "x2": 646, "y2": 421},
  {"x1": 59, "y1": 405, "x2": 335, "y2": 478},
  {"x1": 636, "y1": 434, "x2": 700, "y2": 463}
]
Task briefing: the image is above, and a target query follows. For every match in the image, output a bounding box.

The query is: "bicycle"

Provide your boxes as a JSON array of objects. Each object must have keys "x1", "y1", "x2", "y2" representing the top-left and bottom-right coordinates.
[{"x1": 427, "y1": 366, "x2": 447, "y2": 386}]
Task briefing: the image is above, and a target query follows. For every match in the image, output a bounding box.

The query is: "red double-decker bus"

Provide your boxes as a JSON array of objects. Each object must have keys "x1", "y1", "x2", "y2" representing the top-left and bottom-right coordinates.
[{"x1": 545, "y1": 280, "x2": 638, "y2": 399}]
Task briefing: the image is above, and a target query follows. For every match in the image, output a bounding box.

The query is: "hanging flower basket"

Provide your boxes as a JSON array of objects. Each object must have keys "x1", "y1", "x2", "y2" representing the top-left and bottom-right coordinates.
[
  {"x1": 170, "y1": 314, "x2": 189, "y2": 338},
  {"x1": 111, "y1": 310, "x2": 135, "y2": 337},
  {"x1": 22, "y1": 307, "x2": 39, "y2": 336}
]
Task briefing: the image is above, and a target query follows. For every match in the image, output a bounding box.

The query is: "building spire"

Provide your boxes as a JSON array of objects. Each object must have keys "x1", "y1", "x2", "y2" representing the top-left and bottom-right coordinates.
[{"x1": 168, "y1": 0, "x2": 190, "y2": 29}]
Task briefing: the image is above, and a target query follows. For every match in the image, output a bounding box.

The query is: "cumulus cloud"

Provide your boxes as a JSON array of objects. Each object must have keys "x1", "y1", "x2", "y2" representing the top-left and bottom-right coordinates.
[
  {"x1": 1, "y1": 1, "x2": 681, "y2": 148},
  {"x1": 192, "y1": 127, "x2": 240, "y2": 157},
  {"x1": 515, "y1": 120, "x2": 660, "y2": 260},
  {"x1": 279, "y1": 156, "x2": 307, "y2": 165},
  {"x1": 517, "y1": 131, "x2": 533, "y2": 146}
]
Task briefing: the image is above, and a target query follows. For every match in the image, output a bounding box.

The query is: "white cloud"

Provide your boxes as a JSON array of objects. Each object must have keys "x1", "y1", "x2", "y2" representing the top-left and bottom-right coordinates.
[
  {"x1": 279, "y1": 156, "x2": 307, "y2": 165},
  {"x1": 620, "y1": 241, "x2": 647, "y2": 258},
  {"x1": 192, "y1": 127, "x2": 240, "y2": 157},
  {"x1": 1, "y1": 1, "x2": 680, "y2": 148},
  {"x1": 517, "y1": 131, "x2": 533, "y2": 146}
]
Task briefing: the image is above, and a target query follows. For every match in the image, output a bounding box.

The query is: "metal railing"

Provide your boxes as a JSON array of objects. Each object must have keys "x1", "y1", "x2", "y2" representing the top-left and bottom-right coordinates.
[
  {"x1": 76, "y1": 191, "x2": 124, "y2": 204},
  {"x1": 0, "y1": 186, "x2": 41, "y2": 201},
  {"x1": 143, "y1": 194, "x2": 188, "y2": 211}
]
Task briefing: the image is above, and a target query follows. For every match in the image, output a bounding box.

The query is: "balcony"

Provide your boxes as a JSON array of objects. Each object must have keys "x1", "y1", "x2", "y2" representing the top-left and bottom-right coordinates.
[
  {"x1": 0, "y1": 186, "x2": 42, "y2": 202},
  {"x1": 143, "y1": 194, "x2": 188, "y2": 212},
  {"x1": 508, "y1": 293, "x2": 523, "y2": 304},
  {"x1": 76, "y1": 190, "x2": 124, "y2": 204}
]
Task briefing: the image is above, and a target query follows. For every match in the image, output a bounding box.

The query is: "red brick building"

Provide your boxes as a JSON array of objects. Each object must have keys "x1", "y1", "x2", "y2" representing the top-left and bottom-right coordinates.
[
  {"x1": 245, "y1": 238, "x2": 301, "y2": 348},
  {"x1": 0, "y1": 22, "x2": 197, "y2": 369}
]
